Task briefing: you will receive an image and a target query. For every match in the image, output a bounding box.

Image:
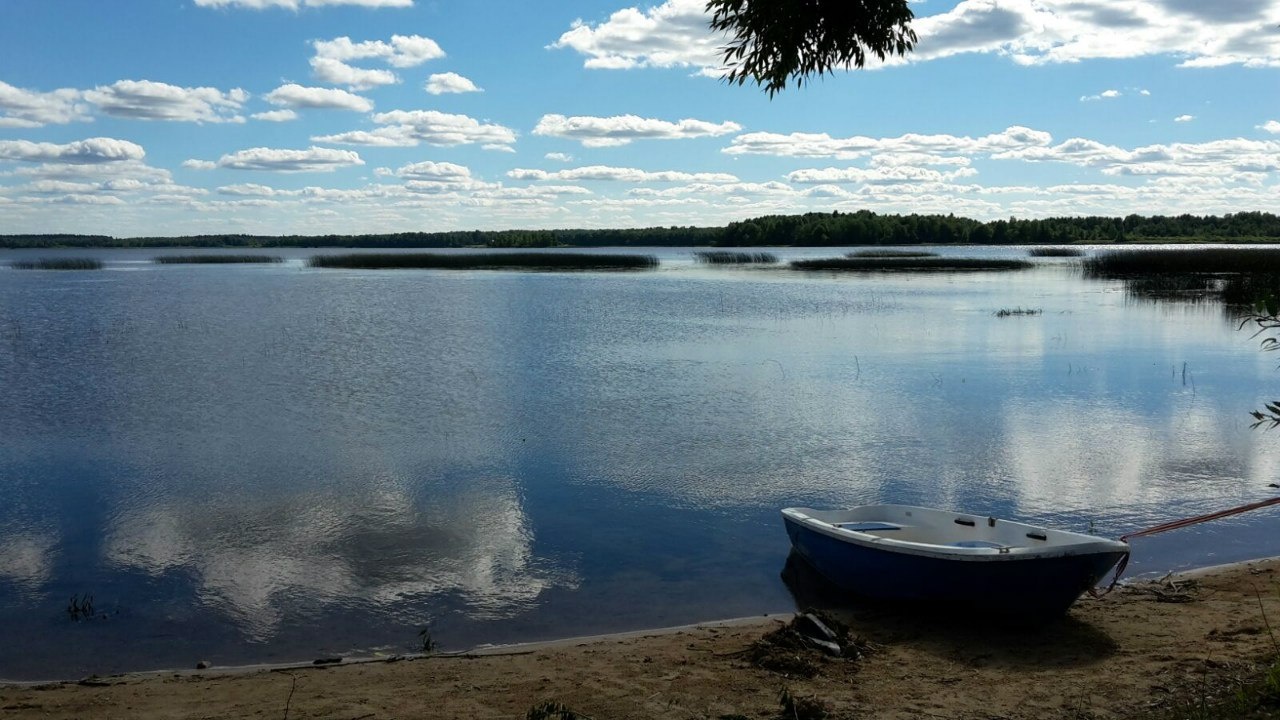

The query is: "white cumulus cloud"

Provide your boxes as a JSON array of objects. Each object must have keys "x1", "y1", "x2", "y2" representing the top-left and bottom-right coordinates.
[
  {"x1": 201, "y1": 146, "x2": 365, "y2": 172},
  {"x1": 551, "y1": 0, "x2": 725, "y2": 72},
  {"x1": 788, "y1": 166, "x2": 979, "y2": 184},
  {"x1": 1260, "y1": 120, "x2": 1280, "y2": 134},
  {"x1": 533, "y1": 114, "x2": 742, "y2": 147},
  {"x1": 309, "y1": 34, "x2": 445, "y2": 89},
  {"x1": 264, "y1": 84, "x2": 373, "y2": 112},
  {"x1": 0, "y1": 81, "x2": 90, "y2": 127},
  {"x1": 1174, "y1": 114, "x2": 1196, "y2": 122},
  {"x1": 84, "y1": 80, "x2": 247, "y2": 123},
  {"x1": 313, "y1": 35, "x2": 444, "y2": 67},
  {"x1": 1081, "y1": 89, "x2": 1122, "y2": 101},
  {"x1": 379, "y1": 161, "x2": 487, "y2": 193},
  {"x1": 0, "y1": 137, "x2": 146, "y2": 164},
  {"x1": 315, "y1": 110, "x2": 516, "y2": 148},
  {"x1": 723, "y1": 126, "x2": 1052, "y2": 160},
  {"x1": 252, "y1": 109, "x2": 299, "y2": 122},
  {"x1": 309, "y1": 58, "x2": 399, "y2": 90},
  {"x1": 386, "y1": 160, "x2": 471, "y2": 180},
  {"x1": 425, "y1": 72, "x2": 482, "y2": 95},
  {"x1": 507, "y1": 165, "x2": 739, "y2": 183}
]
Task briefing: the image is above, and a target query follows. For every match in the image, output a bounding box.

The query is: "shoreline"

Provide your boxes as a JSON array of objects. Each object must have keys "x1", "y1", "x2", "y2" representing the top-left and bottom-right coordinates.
[
  {"x1": 3, "y1": 556, "x2": 1278, "y2": 719},
  {"x1": 0, "y1": 613, "x2": 797, "y2": 687},
  {"x1": 2, "y1": 556, "x2": 1271, "y2": 687}
]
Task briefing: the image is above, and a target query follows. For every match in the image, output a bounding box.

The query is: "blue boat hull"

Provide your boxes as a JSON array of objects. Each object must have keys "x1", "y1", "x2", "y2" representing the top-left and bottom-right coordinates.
[{"x1": 784, "y1": 515, "x2": 1127, "y2": 618}]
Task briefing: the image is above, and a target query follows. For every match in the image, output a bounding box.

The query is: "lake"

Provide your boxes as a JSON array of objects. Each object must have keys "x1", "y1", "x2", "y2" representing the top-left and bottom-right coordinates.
[{"x1": 1, "y1": 245, "x2": 1278, "y2": 680}]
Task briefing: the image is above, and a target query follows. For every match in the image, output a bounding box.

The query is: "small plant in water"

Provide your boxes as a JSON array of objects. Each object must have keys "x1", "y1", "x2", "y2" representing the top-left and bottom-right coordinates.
[
  {"x1": 694, "y1": 250, "x2": 778, "y2": 264},
  {"x1": 417, "y1": 626, "x2": 436, "y2": 653},
  {"x1": 1028, "y1": 247, "x2": 1085, "y2": 257},
  {"x1": 994, "y1": 307, "x2": 1043, "y2": 317},
  {"x1": 66, "y1": 593, "x2": 95, "y2": 621}
]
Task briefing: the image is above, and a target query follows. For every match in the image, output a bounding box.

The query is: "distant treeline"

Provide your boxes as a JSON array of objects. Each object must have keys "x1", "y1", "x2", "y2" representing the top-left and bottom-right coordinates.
[{"x1": 6, "y1": 211, "x2": 1280, "y2": 249}]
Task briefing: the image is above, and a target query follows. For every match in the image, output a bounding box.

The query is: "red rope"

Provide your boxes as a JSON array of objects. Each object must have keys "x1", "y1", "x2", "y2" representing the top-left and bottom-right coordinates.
[
  {"x1": 1090, "y1": 494, "x2": 1280, "y2": 598},
  {"x1": 1119, "y1": 495, "x2": 1280, "y2": 543}
]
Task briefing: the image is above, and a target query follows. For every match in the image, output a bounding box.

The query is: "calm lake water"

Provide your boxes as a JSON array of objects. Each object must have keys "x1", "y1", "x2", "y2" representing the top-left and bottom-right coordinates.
[{"x1": 1, "y1": 245, "x2": 1279, "y2": 679}]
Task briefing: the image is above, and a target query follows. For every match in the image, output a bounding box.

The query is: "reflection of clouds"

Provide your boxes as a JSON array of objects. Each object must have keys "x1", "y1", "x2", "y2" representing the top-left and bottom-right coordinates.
[
  {"x1": 1003, "y1": 398, "x2": 1157, "y2": 513},
  {"x1": 104, "y1": 476, "x2": 573, "y2": 640},
  {"x1": 1003, "y1": 394, "x2": 1276, "y2": 520},
  {"x1": 0, "y1": 531, "x2": 56, "y2": 590}
]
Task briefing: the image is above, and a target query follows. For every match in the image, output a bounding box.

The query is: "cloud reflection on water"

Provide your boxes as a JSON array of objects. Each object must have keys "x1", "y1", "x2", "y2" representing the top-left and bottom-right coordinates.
[
  {"x1": 104, "y1": 474, "x2": 575, "y2": 640},
  {"x1": 0, "y1": 531, "x2": 56, "y2": 590}
]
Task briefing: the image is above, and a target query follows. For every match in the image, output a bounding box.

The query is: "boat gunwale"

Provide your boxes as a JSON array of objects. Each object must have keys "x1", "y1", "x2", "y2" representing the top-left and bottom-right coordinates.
[{"x1": 782, "y1": 505, "x2": 1131, "y2": 563}]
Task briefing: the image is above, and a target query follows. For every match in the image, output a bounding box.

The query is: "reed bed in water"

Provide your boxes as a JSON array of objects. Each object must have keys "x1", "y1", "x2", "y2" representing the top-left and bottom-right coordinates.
[
  {"x1": 845, "y1": 249, "x2": 939, "y2": 258},
  {"x1": 308, "y1": 252, "x2": 660, "y2": 270},
  {"x1": 791, "y1": 257, "x2": 1033, "y2": 272},
  {"x1": 995, "y1": 307, "x2": 1043, "y2": 317},
  {"x1": 9, "y1": 258, "x2": 103, "y2": 270},
  {"x1": 1028, "y1": 247, "x2": 1085, "y2": 257},
  {"x1": 693, "y1": 251, "x2": 778, "y2": 264},
  {"x1": 154, "y1": 255, "x2": 283, "y2": 264},
  {"x1": 1083, "y1": 247, "x2": 1280, "y2": 275}
]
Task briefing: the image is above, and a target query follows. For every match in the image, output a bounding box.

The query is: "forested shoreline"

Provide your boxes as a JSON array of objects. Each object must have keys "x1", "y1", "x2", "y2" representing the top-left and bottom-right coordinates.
[{"x1": 5, "y1": 210, "x2": 1280, "y2": 249}]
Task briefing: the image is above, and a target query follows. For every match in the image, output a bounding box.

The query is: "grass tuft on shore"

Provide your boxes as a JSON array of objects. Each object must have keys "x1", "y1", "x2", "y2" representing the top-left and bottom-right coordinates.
[
  {"x1": 526, "y1": 700, "x2": 588, "y2": 720},
  {"x1": 693, "y1": 250, "x2": 778, "y2": 264},
  {"x1": 10, "y1": 258, "x2": 103, "y2": 270},
  {"x1": 1028, "y1": 247, "x2": 1085, "y2": 257},
  {"x1": 791, "y1": 257, "x2": 1032, "y2": 272},
  {"x1": 309, "y1": 252, "x2": 659, "y2": 271},
  {"x1": 846, "y1": 249, "x2": 940, "y2": 258},
  {"x1": 154, "y1": 255, "x2": 283, "y2": 264}
]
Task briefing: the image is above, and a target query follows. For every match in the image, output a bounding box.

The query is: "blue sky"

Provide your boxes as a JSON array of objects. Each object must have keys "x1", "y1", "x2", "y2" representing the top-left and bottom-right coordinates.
[{"x1": 1, "y1": 0, "x2": 1279, "y2": 236}]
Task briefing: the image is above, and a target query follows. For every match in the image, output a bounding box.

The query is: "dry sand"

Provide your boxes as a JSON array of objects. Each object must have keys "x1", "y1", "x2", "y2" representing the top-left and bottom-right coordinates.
[{"x1": 2, "y1": 558, "x2": 1278, "y2": 719}]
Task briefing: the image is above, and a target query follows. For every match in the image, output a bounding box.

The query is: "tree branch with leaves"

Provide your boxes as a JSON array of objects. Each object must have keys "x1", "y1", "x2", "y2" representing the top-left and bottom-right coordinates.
[
  {"x1": 1242, "y1": 292, "x2": 1280, "y2": 428},
  {"x1": 707, "y1": 0, "x2": 917, "y2": 96}
]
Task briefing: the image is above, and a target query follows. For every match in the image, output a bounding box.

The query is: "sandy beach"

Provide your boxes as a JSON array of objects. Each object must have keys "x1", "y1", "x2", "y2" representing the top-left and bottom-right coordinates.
[{"x1": 2, "y1": 557, "x2": 1278, "y2": 719}]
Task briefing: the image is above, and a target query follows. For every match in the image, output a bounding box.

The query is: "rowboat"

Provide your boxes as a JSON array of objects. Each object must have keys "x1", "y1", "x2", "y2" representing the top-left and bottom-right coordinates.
[{"x1": 781, "y1": 505, "x2": 1130, "y2": 618}]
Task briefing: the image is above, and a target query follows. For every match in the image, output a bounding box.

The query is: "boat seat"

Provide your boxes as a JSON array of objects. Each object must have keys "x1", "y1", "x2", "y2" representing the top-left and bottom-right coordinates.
[
  {"x1": 835, "y1": 522, "x2": 901, "y2": 532},
  {"x1": 950, "y1": 540, "x2": 1007, "y2": 549}
]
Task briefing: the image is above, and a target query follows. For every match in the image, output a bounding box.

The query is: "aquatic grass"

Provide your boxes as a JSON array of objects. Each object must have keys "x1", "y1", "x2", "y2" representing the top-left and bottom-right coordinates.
[
  {"x1": 693, "y1": 250, "x2": 778, "y2": 264},
  {"x1": 845, "y1": 249, "x2": 939, "y2": 258},
  {"x1": 1028, "y1": 247, "x2": 1085, "y2": 257},
  {"x1": 309, "y1": 252, "x2": 659, "y2": 271},
  {"x1": 1120, "y1": 274, "x2": 1222, "y2": 303},
  {"x1": 1084, "y1": 248, "x2": 1280, "y2": 276},
  {"x1": 417, "y1": 626, "x2": 436, "y2": 653},
  {"x1": 995, "y1": 307, "x2": 1043, "y2": 317},
  {"x1": 9, "y1": 258, "x2": 103, "y2": 270},
  {"x1": 1218, "y1": 273, "x2": 1280, "y2": 307},
  {"x1": 791, "y1": 257, "x2": 1033, "y2": 272},
  {"x1": 154, "y1": 254, "x2": 283, "y2": 264},
  {"x1": 1086, "y1": 249, "x2": 1280, "y2": 307}
]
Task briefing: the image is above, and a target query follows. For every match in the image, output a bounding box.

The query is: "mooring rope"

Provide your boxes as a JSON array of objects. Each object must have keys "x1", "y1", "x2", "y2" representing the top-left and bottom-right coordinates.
[{"x1": 1090, "y1": 494, "x2": 1280, "y2": 598}]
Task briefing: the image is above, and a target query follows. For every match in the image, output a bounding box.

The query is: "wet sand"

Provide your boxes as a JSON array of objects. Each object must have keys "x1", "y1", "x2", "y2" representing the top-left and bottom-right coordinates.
[{"x1": 2, "y1": 557, "x2": 1278, "y2": 719}]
